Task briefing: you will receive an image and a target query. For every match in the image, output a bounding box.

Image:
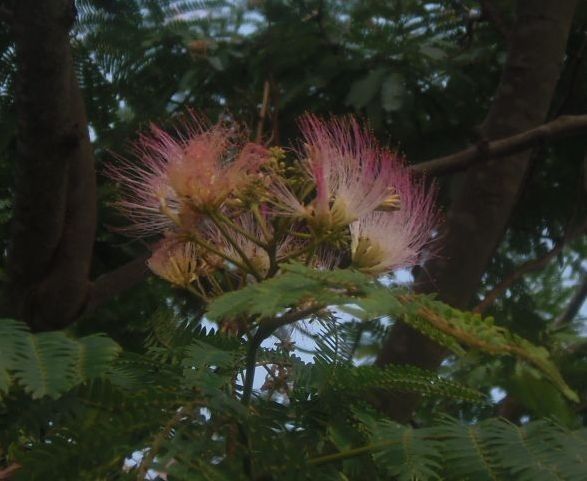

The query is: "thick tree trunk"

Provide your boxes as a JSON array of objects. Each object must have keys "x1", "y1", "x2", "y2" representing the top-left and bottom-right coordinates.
[
  {"x1": 376, "y1": 0, "x2": 579, "y2": 421},
  {"x1": 5, "y1": 0, "x2": 96, "y2": 331}
]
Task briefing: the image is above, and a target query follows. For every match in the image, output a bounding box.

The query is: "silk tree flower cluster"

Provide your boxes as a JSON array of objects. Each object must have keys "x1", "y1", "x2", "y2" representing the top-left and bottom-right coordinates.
[{"x1": 108, "y1": 113, "x2": 437, "y2": 306}]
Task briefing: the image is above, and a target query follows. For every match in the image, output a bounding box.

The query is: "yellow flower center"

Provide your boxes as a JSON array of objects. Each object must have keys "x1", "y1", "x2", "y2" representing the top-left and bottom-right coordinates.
[
  {"x1": 352, "y1": 236, "x2": 385, "y2": 271},
  {"x1": 376, "y1": 189, "x2": 401, "y2": 212}
]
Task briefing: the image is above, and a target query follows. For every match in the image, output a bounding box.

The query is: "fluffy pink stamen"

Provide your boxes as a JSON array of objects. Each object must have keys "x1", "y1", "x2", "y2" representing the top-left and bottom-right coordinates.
[
  {"x1": 272, "y1": 115, "x2": 405, "y2": 226},
  {"x1": 350, "y1": 166, "x2": 438, "y2": 273},
  {"x1": 107, "y1": 114, "x2": 268, "y2": 236}
]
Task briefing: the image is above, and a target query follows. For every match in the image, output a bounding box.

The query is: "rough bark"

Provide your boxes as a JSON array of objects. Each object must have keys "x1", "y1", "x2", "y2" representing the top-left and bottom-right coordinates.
[
  {"x1": 376, "y1": 0, "x2": 579, "y2": 421},
  {"x1": 5, "y1": 0, "x2": 96, "y2": 331}
]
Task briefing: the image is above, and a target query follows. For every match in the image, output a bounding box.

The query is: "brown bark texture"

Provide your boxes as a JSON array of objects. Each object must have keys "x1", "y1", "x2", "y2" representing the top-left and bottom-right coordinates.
[
  {"x1": 376, "y1": 0, "x2": 579, "y2": 421},
  {"x1": 5, "y1": 0, "x2": 97, "y2": 331}
]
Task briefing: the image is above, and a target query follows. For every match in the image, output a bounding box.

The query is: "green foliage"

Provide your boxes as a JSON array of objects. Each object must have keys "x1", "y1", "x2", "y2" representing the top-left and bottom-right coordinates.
[
  {"x1": 0, "y1": 319, "x2": 121, "y2": 399},
  {"x1": 338, "y1": 413, "x2": 587, "y2": 481},
  {"x1": 206, "y1": 263, "x2": 371, "y2": 321},
  {"x1": 0, "y1": 291, "x2": 582, "y2": 480},
  {"x1": 207, "y1": 263, "x2": 578, "y2": 402},
  {"x1": 322, "y1": 364, "x2": 485, "y2": 403}
]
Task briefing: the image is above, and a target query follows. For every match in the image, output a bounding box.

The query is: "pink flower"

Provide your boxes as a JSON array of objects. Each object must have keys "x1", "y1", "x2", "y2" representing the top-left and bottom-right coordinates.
[
  {"x1": 350, "y1": 168, "x2": 437, "y2": 274},
  {"x1": 105, "y1": 128, "x2": 181, "y2": 236},
  {"x1": 147, "y1": 237, "x2": 217, "y2": 287},
  {"x1": 203, "y1": 212, "x2": 297, "y2": 277},
  {"x1": 272, "y1": 115, "x2": 404, "y2": 229},
  {"x1": 107, "y1": 114, "x2": 269, "y2": 235},
  {"x1": 166, "y1": 127, "x2": 268, "y2": 212}
]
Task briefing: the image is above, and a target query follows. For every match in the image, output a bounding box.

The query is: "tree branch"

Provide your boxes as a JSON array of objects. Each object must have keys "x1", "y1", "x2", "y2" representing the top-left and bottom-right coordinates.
[
  {"x1": 0, "y1": 463, "x2": 20, "y2": 480},
  {"x1": 474, "y1": 218, "x2": 587, "y2": 314},
  {"x1": 474, "y1": 246, "x2": 563, "y2": 314},
  {"x1": 411, "y1": 115, "x2": 587, "y2": 177},
  {"x1": 377, "y1": 0, "x2": 579, "y2": 422},
  {"x1": 554, "y1": 271, "x2": 587, "y2": 328},
  {"x1": 84, "y1": 252, "x2": 151, "y2": 314},
  {"x1": 496, "y1": 268, "x2": 587, "y2": 422}
]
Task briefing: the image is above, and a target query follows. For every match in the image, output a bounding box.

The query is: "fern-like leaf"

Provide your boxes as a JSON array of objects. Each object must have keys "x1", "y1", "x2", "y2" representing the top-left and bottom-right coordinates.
[
  {"x1": 0, "y1": 319, "x2": 121, "y2": 399},
  {"x1": 207, "y1": 264, "x2": 577, "y2": 402}
]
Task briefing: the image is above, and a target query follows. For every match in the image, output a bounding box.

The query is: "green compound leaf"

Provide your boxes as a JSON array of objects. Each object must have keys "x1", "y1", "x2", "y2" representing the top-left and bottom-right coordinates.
[
  {"x1": 0, "y1": 319, "x2": 121, "y2": 399},
  {"x1": 321, "y1": 364, "x2": 485, "y2": 403},
  {"x1": 207, "y1": 263, "x2": 578, "y2": 402}
]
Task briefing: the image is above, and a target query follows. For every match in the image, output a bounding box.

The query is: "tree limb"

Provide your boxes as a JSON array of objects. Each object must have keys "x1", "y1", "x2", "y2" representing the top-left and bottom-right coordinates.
[
  {"x1": 474, "y1": 246, "x2": 563, "y2": 314},
  {"x1": 554, "y1": 271, "x2": 587, "y2": 328},
  {"x1": 0, "y1": 463, "x2": 20, "y2": 480},
  {"x1": 411, "y1": 115, "x2": 587, "y2": 177},
  {"x1": 474, "y1": 219, "x2": 587, "y2": 314},
  {"x1": 377, "y1": 0, "x2": 579, "y2": 422},
  {"x1": 84, "y1": 252, "x2": 151, "y2": 314},
  {"x1": 497, "y1": 269, "x2": 587, "y2": 422}
]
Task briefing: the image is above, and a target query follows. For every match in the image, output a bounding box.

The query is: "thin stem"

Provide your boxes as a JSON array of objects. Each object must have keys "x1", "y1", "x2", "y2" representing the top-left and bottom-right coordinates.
[
  {"x1": 186, "y1": 284, "x2": 209, "y2": 302},
  {"x1": 280, "y1": 244, "x2": 312, "y2": 262},
  {"x1": 308, "y1": 433, "x2": 447, "y2": 467},
  {"x1": 280, "y1": 225, "x2": 344, "y2": 263},
  {"x1": 241, "y1": 304, "x2": 322, "y2": 405},
  {"x1": 266, "y1": 241, "x2": 279, "y2": 278},
  {"x1": 251, "y1": 204, "x2": 272, "y2": 243},
  {"x1": 188, "y1": 232, "x2": 254, "y2": 279},
  {"x1": 280, "y1": 235, "x2": 325, "y2": 262},
  {"x1": 213, "y1": 210, "x2": 269, "y2": 249},
  {"x1": 259, "y1": 304, "x2": 323, "y2": 334},
  {"x1": 261, "y1": 363, "x2": 274, "y2": 376},
  {"x1": 241, "y1": 328, "x2": 266, "y2": 405},
  {"x1": 209, "y1": 212, "x2": 264, "y2": 281},
  {"x1": 290, "y1": 231, "x2": 312, "y2": 239},
  {"x1": 255, "y1": 80, "x2": 271, "y2": 143},
  {"x1": 206, "y1": 273, "x2": 224, "y2": 296},
  {"x1": 308, "y1": 439, "x2": 400, "y2": 466}
]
